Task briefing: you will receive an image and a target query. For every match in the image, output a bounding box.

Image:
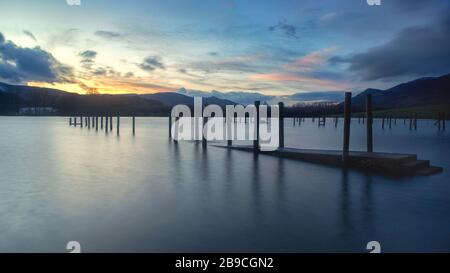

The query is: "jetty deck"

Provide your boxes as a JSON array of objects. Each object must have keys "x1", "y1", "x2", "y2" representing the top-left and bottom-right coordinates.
[{"x1": 216, "y1": 145, "x2": 443, "y2": 177}]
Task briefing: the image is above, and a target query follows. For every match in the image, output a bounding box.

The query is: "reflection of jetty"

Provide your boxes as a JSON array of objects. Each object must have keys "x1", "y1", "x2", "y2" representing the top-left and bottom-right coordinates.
[{"x1": 217, "y1": 146, "x2": 443, "y2": 177}]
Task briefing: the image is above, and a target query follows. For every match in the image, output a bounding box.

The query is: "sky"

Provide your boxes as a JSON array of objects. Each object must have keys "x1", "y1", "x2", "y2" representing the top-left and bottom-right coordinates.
[{"x1": 0, "y1": 0, "x2": 449, "y2": 95}]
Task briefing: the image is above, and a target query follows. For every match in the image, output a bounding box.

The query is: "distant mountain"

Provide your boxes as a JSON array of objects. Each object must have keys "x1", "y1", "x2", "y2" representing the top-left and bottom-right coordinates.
[
  {"x1": 0, "y1": 82, "x2": 168, "y2": 116},
  {"x1": 176, "y1": 87, "x2": 345, "y2": 105},
  {"x1": 349, "y1": 73, "x2": 450, "y2": 111},
  {"x1": 141, "y1": 92, "x2": 236, "y2": 107},
  {"x1": 0, "y1": 82, "x2": 236, "y2": 116}
]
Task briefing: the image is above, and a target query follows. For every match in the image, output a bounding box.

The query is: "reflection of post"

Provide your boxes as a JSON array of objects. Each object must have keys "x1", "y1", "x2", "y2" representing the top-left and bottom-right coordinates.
[
  {"x1": 254, "y1": 101, "x2": 260, "y2": 152},
  {"x1": 96, "y1": 116, "x2": 98, "y2": 131},
  {"x1": 278, "y1": 102, "x2": 284, "y2": 149},
  {"x1": 342, "y1": 92, "x2": 351, "y2": 165},
  {"x1": 100, "y1": 116, "x2": 103, "y2": 129},
  {"x1": 69, "y1": 117, "x2": 72, "y2": 126},
  {"x1": 74, "y1": 117, "x2": 77, "y2": 127},
  {"x1": 80, "y1": 116, "x2": 83, "y2": 128},
  {"x1": 366, "y1": 94, "x2": 373, "y2": 152}
]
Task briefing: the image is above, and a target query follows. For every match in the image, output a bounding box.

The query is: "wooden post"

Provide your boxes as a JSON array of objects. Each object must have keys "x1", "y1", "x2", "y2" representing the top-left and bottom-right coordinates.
[
  {"x1": 202, "y1": 117, "x2": 207, "y2": 148},
  {"x1": 132, "y1": 117, "x2": 136, "y2": 135},
  {"x1": 443, "y1": 112, "x2": 446, "y2": 131},
  {"x1": 105, "y1": 116, "x2": 109, "y2": 133},
  {"x1": 110, "y1": 116, "x2": 113, "y2": 131},
  {"x1": 80, "y1": 116, "x2": 83, "y2": 128},
  {"x1": 366, "y1": 94, "x2": 373, "y2": 153},
  {"x1": 342, "y1": 92, "x2": 351, "y2": 165},
  {"x1": 409, "y1": 117, "x2": 412, "y2": 130},
  {"x1": 254, "y1": 101, "x2": 260, "y2": 152},
  {"x1": 169, "y1": 116, "x2": 172, "y2": 139},
  {"x1": 74, "y1": 117, "x2": 77, "y2": 127},
  {"x1": 174, "y1": 117, "x2": 179, "y2": 143},
  {"x1": 88, "y1": 116, "x2": 91, "y2": 129},
  {"x1": 414, "y1": 114, "x2": 417, "y2": 130},
  {"x1": 101, "y1": 116, "x2": 103, "y2": 129},
  {"x1": 227, "y1": 115, "x2": 232, "y2": 147},
  {"x1": 437, "y1": 112, "x2": 442, "y2": 131},
  {"x1": 69, "y1": 117, "x2": 72, "y2": 126},
  {"x1": 389, "y1": 117, "x2": 392, "y2": 129},
  {"x1": 96, "y1": 116, "x2": 98, "y2": 131},
  {"x1": 382, "y1": 117, "x2": 385, "y2": 129},
  {"x1": 278, "y1": 102, "x2": 285, "y2": 149},
  {"x1": 117, "y1": 116, "x2": 120, "y2": 135}
]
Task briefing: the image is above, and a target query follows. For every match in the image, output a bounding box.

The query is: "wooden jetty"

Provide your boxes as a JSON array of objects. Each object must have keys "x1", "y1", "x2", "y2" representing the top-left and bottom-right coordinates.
[{"x1": 215, "y1": 145, "x2": 443, "y2": 177}]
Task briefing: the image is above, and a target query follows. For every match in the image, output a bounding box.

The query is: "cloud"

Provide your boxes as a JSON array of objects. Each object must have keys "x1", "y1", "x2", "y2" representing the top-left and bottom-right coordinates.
[
  {"x1": 334, "y1": 15, "x2": 450, "y2": 80},
  {"x1": 94, "y1": 30, "x2": 122, "y2": 39},
  {"x1": 79, "y1": 50, "x2": 97, "y2": 59},
  {"x1": 138, "y1": 56, "x2": 165, "y2": 72},
  {"x1": 283, "y1": 47, "x2": 336, "y2": 72},
  {"x1": 23, "y1": 30, "x2": 37, "y2": 42},
  {"x1": 79, "y1": 50, "x2": 97, "y2": 70},
  {"x1": 0, "y1": 32, "x2": 74, "y2": 84},
  {"x1": 269, "y1": 19, "x2": 298, "y2": 39},
  {"x1": 209, "y1": 52, "x2": 219, "y2": 56}
]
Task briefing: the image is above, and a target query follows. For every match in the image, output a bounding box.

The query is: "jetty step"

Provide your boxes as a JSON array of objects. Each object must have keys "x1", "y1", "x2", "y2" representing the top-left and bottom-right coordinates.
[{"x1": 215, "y1": 145, "x2": 443, "y2": 177}]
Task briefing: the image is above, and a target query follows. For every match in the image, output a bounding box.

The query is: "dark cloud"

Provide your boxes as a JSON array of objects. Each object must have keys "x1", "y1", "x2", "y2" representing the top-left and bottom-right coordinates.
[
  {"x1": 79, "y1": 50, "x2": 97, "y2": 59},
  {"x1": 269, "y1": 19, "x2": 298, "y2": 39},
  {"x1": 178, "y1": 68, "x2": 188, "y2": 74},
  {"x1": 79, "y1": 50, "x2": 97, "y2": 70},
  {"x1": 333, "y1": 16, "x2": 450, "y2": 81},
  {"x1": 94, "y1": 30, "x2": 122, "y2": 39},
  {"x1": 138, "y1": 56, "x2": 165, "y2": 72},
  {"x1": 23, "y1": 30, "x2": 37, "y2": 41},
  {"x1": 0, "y1": 32, "x2": 74, "y2": 84}
]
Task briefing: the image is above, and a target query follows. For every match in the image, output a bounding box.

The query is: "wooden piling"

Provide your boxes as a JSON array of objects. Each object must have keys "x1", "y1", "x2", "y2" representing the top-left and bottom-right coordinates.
[
  {"x1": 132, "y1": 117, "x2": 136, "y2": 134},
  {"x1": 366, "y1": 94, "x2": 373, "y2": 153},
  {"x1": 117, "y1": 116, "x2": 120, "y2": 135},
  {"x1": 168, "y1": 116, "x2": 172, "y2": 139},
  {"x1": 443, "y1": 112, "x2": 446, "y2": 131},
  {"x1": 110, "y1": 116, "x2": 113, "y2": 131},
  {"x1": 342, "y1": 92, "x2": 351, "y2": 165},
  {"x1": 96, "y1": 116, "x2": 98, "y2": 131},
  {"x1": 69, "y1": 117, "x2": 72, "y2": 126},
  {"x1": 174, "y1": 117, "x2": 179, "y2": 143},
  {"x1": 74, "y1": 117, "x2": 77, "y2": 127},
  {"x1": 279, "y1": 102, "x2": 285, "y2": 149},
  {"x1": 414, "y1": 114, "x2": 418, "y2": 130},
  {"x1": 202, "y1": 117, "x2": 208, "y2": 148},
  {"x1": 101, "y1": 116, "x2": 103, "y2": 129},
  {"x1": 254, "y1": 101, "x2": 260, "y2": 152},
  {"x1": 105, "y1": 116, "x2": 109, "y2": 133},
  {"x1": 80, "y1": 116, "x2": 83, "y2": 128},
  {"x1": 382, "y1": 117, "x2": 385, "y2": 129}
]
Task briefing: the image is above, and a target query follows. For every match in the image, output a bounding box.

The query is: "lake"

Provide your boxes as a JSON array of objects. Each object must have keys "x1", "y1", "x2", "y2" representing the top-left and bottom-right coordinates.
[{"x1": 0, "y1": 117, "x2": 449, "y2": 252}]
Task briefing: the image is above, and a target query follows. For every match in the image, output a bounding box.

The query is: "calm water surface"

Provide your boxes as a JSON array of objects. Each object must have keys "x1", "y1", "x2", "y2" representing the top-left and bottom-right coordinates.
[{"x1": 0, "y1": 117, "x2": 449, "y2": 252}]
